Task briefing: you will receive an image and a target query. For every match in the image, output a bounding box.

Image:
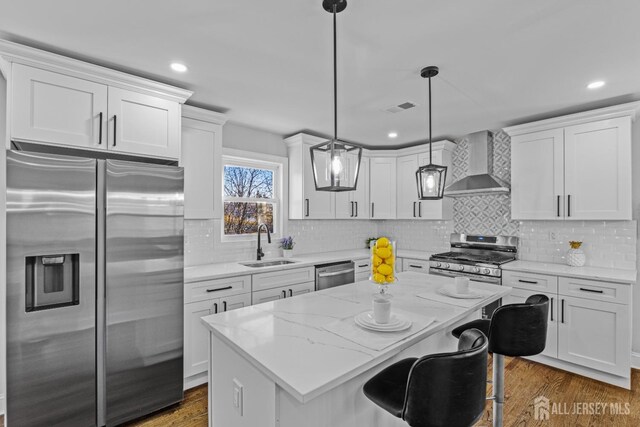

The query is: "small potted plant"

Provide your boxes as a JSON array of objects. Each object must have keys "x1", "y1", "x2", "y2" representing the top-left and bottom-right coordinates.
[
  {"x1": 566, "y1": 241, "x2": 586, "y2": 267},
  {"x1": 280, "y1": 236, "x2": 295, "y2": 258},
  {"x1": 366, "y1": 237, "x2": 378, "y2": 249}
]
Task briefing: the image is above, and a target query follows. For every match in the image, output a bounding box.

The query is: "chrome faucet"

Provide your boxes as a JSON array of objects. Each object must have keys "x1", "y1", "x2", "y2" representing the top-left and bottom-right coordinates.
[{"x1": 257, "y1": 223, "x2": 271, "y2": 261}]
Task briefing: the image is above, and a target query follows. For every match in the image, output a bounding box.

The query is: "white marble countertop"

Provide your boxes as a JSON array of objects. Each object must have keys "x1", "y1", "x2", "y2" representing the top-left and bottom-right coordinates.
[
  {"x1": 503, "y1": 260, "x2": 636, "y2": 284},
  {"x1": 200, "y1": 271, "x2": 510, "y2": 403},
  {"x1": 184, "y1": 248, "x2": 431, "y2": 283}
]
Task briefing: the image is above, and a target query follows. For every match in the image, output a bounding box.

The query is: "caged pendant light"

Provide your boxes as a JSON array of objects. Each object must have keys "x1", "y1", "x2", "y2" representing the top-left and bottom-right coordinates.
[
  {"x1": 416, "y1": 66, "x2": 447, "y2": 200},
  {"x1": 310, "y1": 0, "x2": 363, "y2": 192}
]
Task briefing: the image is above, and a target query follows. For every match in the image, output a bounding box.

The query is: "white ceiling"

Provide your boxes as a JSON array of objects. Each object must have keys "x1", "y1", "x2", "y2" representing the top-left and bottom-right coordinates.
[{"x1": 2, "y1": 0, "x2": 640, "y2": 147}]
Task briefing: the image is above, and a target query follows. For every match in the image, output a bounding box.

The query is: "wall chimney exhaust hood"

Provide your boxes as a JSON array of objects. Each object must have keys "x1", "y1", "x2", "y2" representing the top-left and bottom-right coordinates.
[{"x1": 444, "y1": 131, "x2": 510, "y2": 197}]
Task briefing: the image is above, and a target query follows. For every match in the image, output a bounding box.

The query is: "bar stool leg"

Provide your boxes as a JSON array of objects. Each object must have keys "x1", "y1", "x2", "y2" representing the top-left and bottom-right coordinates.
[{"x1": 492, "y1": 354, "x2": 504, "y2": 427}]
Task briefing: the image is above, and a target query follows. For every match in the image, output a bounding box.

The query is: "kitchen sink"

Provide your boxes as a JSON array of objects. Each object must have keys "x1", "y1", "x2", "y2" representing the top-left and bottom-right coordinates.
[{"x1": 240, "y1": 260, "x2": 297, "y2": 268}]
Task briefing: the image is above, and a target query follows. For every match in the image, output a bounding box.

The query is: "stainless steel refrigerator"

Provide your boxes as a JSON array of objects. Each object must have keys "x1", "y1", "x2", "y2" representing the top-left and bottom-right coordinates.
[{"x1": 6, "y1": 149, "x2": 184, "y2": 426}]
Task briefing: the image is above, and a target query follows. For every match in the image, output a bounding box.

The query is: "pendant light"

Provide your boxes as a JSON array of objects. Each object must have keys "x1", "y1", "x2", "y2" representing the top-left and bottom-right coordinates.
[
  {"x1": 310, "y1": 0, "x2": 363, "y2": 192},
  {"x1": 416, "y1": 66, "x2": 447, "y2": 200}
]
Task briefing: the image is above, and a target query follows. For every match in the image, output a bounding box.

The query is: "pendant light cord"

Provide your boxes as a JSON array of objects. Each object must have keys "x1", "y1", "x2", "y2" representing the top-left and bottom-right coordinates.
[
  {"x1": 428, "y1": 75, "x2": 432, "y2": 165},
  {"x1": 333, "y1": 4, "x2": 338, "y2": 140}
]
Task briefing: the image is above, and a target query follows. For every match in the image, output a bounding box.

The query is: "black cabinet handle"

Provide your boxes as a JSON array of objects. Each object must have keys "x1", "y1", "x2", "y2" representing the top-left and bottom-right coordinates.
[
  {"x1": 567, "y1": 195, "x2": 571, "y2": 217},
  {"x1": 561, "y1": 299, "x2": 565, "y2": 323},
  {"x1": 305, "y1": 199, "x2": 310, "y2": 217},
  {"x1": 371, "y1": 202, "x2": 375, "y2": 218},
  {"x1": 409, "y1": 264, "x2": 423, "y2": 269},
  {"x1": 358, "y1": 264, "x2": 368, "y2": 268},
  {"x1": 350, "y1": 201, "x2": 354, "y2": 217},
  {"x1": 282, "y1": 290, "x2": 286, "y2": 298},
  {"x1": 206, "y1": 286, "x2": 232, "y2": 293},
  {"x1": 413, "y1": 202, "x2": 416, "y2": 217},
  {"x1": 289, "y1": 289, "x2": 293, "y2": 297},
  {"x1": 579, "y1": 287, "x2": 604, "y2": 294},
  {"x1": 550, "y1": 297, "x2": 554, "y2": 321},
  {"x1": 418, "y1": 202, "x2": 422, "y2": 217},
  {"x1": 98, "y1": 112, "x2": 103, "y2": 145},
  {"x1": 213, "y1": 302, "x2": 218, "y2": 314},
  {"x1": 518, "y1": 279, "x2": 538, "y2": 284},
  {"x1": 355, "y1": 201, "x2": 358, "y2": 217},
  {"x1": 113, "y1": 115, "x2": 117, "y2": 146},
  {"x1": 557, "y1": 195, "x2": 560, "y2": 217},
  {"x1": 223, "y1": 301, "x2": 227, "y2": 311}
]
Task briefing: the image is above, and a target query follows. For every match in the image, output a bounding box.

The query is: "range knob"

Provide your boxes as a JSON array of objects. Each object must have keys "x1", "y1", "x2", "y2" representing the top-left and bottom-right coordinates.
[
  {"x1": 434, "y1": 262, "x2": 441, "y2": 268},
  {"x1": 457, "y1": 265, "x2": 465, "y2": 271},
  {"x1": 472, "y1": 267, "x2": 480, "y2": 273},
  {"x1": 482, "y1": 268, "x2": 491, "y2": 275},
  {"x1": 443, "y1": 263, "x2": 450, "y2": 269}
]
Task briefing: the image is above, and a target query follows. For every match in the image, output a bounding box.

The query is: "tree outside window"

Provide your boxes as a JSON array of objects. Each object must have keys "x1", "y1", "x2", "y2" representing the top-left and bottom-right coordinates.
[{"x1": 223, "y1": 164, "x2": 277, "y2": 235}]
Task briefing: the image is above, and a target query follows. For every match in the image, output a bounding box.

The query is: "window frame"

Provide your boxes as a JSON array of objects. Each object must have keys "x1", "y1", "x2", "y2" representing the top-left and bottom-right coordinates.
[{"x1": 221, "y1": 149, "x2": 286, "y2": 242}]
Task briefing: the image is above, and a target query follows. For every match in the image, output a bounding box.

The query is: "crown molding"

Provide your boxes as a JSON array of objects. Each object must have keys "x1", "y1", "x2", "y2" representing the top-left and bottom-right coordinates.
[
  {"x1": 0, "y1": 39, "x2": 193, "y2": 103},
  {"x1": 182, "y1": 105, "x2": 227, "y2": 125}
]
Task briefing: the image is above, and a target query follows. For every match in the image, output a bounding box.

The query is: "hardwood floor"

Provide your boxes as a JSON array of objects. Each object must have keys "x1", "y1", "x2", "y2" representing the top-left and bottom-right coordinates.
[{"x1": 1, "y1": 358, "x2": 639, "y2": 426}]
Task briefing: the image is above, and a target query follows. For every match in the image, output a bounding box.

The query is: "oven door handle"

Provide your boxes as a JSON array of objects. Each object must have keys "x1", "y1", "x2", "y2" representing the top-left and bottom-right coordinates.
[{"x1": 318, "y1": 269, "x2": 354, "y2": 278}]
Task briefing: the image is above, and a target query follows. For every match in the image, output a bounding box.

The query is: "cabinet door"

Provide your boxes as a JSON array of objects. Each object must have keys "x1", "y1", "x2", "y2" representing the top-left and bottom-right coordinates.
[
  {"x1": 302, "y1": 145, "x2": 335, "y2": 219},
  {"x1": 396, "y1": 154, "x2": 419, "y2": 219},
  {"x1": 287, "y1": 282, "x2": 315, "y2": 298},
  {"x1": 564, "y1": 118, "x2": 632, "y2": 220},
  {"x1": 184, "y1": 300, "x2": 214, "y2": 378},
  {"x1": 369, "y1": 157, "x2": 397, "y2": 219},
  {"x1": 12, "y1": 64, "x2": 108, "y2": 149},
  {"x1": 252, "y1": 286, "x2": 288, "y2": 305},
  {"x1": 557, "y1": 296, "x2": 630, "y2": 376},
  {"x1": 416, "y1": 151, "x2": 452, "y2": 219},
  {"x1": 502, "y1": 289, "x2": 557, "y2": 358},
  {"x1": 511, "y1": 129, "x2": 564, "y2": 219},
  {"x1": 402, "y1": 258, "x2": 430, "y2": 274},
  {"x1": 181, "y1": 117, "x2": 221, "y2": 219},
  {"x1": 352, "y1": 157, "x2": 370, "y2": 219},
  {"x1": 335, "y1": 191, "x2": 353, "y2": 219},
  {"x1": 221, "y1": 293, "x2": 252, "y2": 312},
  {"x1": 108, "y1": 87, "x2": 181, "y2": 159}
]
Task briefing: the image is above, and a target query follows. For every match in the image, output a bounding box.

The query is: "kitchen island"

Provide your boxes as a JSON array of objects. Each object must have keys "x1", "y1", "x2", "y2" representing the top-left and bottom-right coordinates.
[{"x1": 201, "y1": 271, "x2": 511, "y2": 427}]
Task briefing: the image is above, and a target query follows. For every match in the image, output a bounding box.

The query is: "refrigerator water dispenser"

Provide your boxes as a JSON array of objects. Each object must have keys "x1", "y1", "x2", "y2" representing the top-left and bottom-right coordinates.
[{"x1": 25, "y1": 253, "x2": 80, "y2": 311}]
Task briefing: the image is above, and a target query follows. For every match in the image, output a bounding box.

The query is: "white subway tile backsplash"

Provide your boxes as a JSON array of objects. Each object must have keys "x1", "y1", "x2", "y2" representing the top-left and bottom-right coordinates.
[{"x1": 379, "y1": 220, "x2": 453, "y2": 254}]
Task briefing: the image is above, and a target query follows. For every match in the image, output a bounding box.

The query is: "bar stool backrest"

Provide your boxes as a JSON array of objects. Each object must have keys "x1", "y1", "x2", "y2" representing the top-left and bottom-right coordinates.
[{"x1": 402, "y1": 329, "x2": 488, "y2": 427}]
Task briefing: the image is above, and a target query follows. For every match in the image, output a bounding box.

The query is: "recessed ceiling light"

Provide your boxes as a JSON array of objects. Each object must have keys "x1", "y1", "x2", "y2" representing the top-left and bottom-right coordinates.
[
  {"x1": 388, "y1": 132, "x2": 398, "y2": 139},
  {"x1": 170, "y1": 62, "x2": 188, "y2": 73},
  {"x1": 587, "y1": 80, "x2": 605, "y2": 89}
]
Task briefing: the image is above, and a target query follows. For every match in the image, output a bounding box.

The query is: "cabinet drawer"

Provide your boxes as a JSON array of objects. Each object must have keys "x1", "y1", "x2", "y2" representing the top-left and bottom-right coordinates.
[
  {"x1": 402, "y1": 258, "x2": 429, "y2": 273},
  {"x1": 503, "y1": 271, "x2": 558, "y2": 293},
  {"x1": 252, "y1": 266, "x2": 315, "y2": 292},
  {"x1": 558, "y1": 277, "x2": 630, "y2": 305},
  {"x1": 186, "y1": 275, "x2": 251, "y2": 303},
  {"x1": 354, "y1": 258, "x2": 371, "y2": 274}
]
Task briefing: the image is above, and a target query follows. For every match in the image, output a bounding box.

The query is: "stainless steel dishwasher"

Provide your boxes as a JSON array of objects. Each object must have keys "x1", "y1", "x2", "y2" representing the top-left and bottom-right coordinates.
[{"x1": 315, "y1": 261, "x2": 355, "y2": 291}]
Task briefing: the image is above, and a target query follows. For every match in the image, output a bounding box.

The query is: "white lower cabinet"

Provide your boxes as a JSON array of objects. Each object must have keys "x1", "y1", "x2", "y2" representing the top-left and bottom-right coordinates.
[
  {"x1": 354, "y1": 258, "x2": 371, "y2": 282},
  {"x1": 557, "y1": 296, "x2": 630, "y2": 377},
  {"x1": 402, "y1": 258, "x2": 429, "y2": 273},
  {"x1": 502, "y1": 270, "x2": 631, "y2": 387},
  {"x1": 252, "y1": 282, "x2": 315, "y2": 305},
  {"x1": 183, "y1": 290, "x2": 251, "y2": 389}
]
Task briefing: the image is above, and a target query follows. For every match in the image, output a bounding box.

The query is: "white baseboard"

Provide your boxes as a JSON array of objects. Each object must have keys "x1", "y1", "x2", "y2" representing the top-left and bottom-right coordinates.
[
  {"x1": 184, "y1": 373, "x2": 208, "y2": 391},
  {"x1": 631, "y1": 352, "x2": 640, "y2": 370},
  {"x1": 0, "y1": 393, "x2": 4, "y2": 416}
]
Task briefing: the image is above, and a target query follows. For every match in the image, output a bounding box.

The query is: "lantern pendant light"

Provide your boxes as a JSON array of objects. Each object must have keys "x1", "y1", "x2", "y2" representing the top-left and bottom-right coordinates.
[
  {"x1": 310, "y1": 0, "x2": 363, "y2": 192},
  {"x1": 416, "y1": 66, "x2": 448, "y2": 200}
]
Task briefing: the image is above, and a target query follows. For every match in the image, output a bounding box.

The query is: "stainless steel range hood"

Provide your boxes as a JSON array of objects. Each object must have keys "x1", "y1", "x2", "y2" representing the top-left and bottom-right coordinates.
[{"x1": 445, "y1": 131, "x2": 510, "y2": 197}]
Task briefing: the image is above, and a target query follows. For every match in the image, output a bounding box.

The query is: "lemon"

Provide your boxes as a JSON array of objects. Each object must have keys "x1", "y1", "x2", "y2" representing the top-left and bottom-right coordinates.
[
  {"x1": 384, "y1": 256, "x2": 395, "y2": 266},
  {"x1": 385, "y1": 275, "x2": 395, "y2": 283},
  {"x1": 377, "y1": 264, "x2": 392, "y2": 276},
  {"x1": 375, "y1": 247, "x2": 391, "y2": 259},
  {"x1": 373, "y1": 273, "x2": 386, "y2": 284},
  {"x1": 376, "y1": 237, "x2": 390, "y2": 248},
  {"x1": 373, "y1": 255, "x2": 383, "y2": 267}
]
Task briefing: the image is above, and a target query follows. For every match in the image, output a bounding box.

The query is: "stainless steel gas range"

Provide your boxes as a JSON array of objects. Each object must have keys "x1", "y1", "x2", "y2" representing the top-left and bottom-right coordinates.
[{"x1": 429, "y1": 233, "x2": 518, "y2": 318}]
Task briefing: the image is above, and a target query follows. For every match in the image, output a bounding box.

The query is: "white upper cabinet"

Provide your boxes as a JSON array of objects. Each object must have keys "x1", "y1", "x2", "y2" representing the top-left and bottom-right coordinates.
[
  {"x1": 108, "y1": 87, "x2": 181, "y2": 159},
  {"x1": 285, "y1": 133, "x2": 335, "y2": 219},
  {"x1": 335, "y1": 157, "x2": 369, "y2": 219},
  {"x1": 396, "y1": 142, "x2": 454, "y2": 220},
  {"x1": 181, "y1": 106, "x2": 227, "y2": 219},
  {"x1": 369, "y1": 156, "x2": 396, "y2": 219},
  {"x1": 12, "y1": 64, "x2": 108, "y2": 149},
  {"x1": 2, "y1": 40, "x2": 192, "y2": 159},
  {"x1": 506, "y1": 103, "x2": 638, "y2": 220}
]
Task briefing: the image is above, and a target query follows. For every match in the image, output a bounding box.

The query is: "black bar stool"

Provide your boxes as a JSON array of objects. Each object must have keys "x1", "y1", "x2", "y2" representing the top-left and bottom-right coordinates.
[
  {"x1": 363, "y1": 329, "x2": 488, "y2": 427},
  {"x1": 451, "y1": 294, "x2": 549, "y2": 427}
]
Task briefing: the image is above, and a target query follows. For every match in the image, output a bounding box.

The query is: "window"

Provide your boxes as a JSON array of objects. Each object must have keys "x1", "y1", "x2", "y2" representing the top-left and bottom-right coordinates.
[{"x1": 223, "y1": 156, "x2": 281, "y2": 237}]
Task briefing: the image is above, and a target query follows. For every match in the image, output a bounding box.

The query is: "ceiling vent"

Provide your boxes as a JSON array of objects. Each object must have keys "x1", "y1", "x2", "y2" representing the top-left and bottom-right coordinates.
[{"x1": 384, "y1": 101, "x2": 417, "y2": 114}]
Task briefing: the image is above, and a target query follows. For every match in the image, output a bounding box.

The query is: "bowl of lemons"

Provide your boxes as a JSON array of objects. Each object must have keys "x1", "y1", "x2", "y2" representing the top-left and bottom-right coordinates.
[{"x1": 370, "y1": 236, "x2": 396, "y2": 295}]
